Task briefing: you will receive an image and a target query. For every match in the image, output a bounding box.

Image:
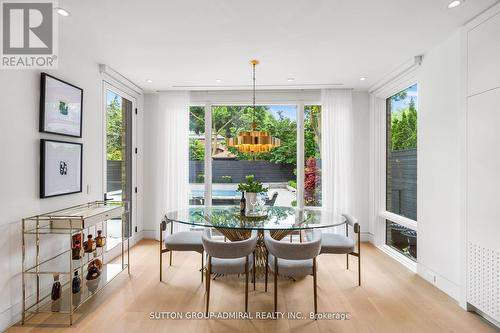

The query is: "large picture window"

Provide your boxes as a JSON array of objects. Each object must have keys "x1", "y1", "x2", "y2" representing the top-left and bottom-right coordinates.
[
  {"x1": 385, "y1": 84, "x2": 417, "y2": 260},
  {"x1": 188, "y1": 104, "x2": 322, "y2": 209}
]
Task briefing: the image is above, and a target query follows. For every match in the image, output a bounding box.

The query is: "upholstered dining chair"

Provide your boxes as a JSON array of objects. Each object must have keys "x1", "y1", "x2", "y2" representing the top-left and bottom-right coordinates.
[
  {"x1": 159, "y1": 217, "x2": 204, "y2": 282},
  {"x1": 202, "y1": 229, "x2": 258, "y2": 314},
  {"x1": 319, "y1": 213, "x2": 361, "y2": 286},
  {"x1": 264, "y1": 229, "x2": 322, "y2": 315}
]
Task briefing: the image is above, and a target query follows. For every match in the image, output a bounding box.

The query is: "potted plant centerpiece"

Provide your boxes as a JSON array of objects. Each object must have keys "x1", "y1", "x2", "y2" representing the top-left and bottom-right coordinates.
[{"x1": 237, "y1": 175, "x2": 268, "y2": 215}]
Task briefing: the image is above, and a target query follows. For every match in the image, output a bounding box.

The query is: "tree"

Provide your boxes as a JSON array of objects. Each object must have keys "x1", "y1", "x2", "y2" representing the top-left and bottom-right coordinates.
[
  {"x1": 107, "y1": 96, "x2": 123, "y2": 161},
  {"x1": 189, "y1": 139, "x2": 204, "y2": 161},
  {"x1": 391, "y1": 97, "x2": 417, "y2": 150}
]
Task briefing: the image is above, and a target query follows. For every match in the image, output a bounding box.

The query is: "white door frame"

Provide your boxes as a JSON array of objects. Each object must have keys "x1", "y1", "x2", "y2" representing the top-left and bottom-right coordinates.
[{"x1": 102, "y1": 81, "x2": 138, "y2": 259}]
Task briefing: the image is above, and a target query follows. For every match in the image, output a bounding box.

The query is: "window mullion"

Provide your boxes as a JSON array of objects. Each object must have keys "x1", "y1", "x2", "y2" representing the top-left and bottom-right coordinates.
[
  {"x1": 297, "y1": 102, "x2": 305, "y2": 209},
  {"x1": 204, "y1": 103, "x2": 212, "y2": 206}
]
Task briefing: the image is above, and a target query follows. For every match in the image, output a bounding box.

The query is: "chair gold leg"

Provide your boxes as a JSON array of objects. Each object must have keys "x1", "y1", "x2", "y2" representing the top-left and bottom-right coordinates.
[
  {"x1": 313, "y1": 257, "x2": 318, "y2": 317},
  {"x1": 358, "y1": 230, "x2": 361, "y2": 286},
  {"x1": 274, "y1": 258, "x2": 278, "y2": 313},
  {"x1": 159, "y1": 250, "x2": 163, "y2": 282},
  {"x1": 245, "y1": 256, "x2": 249, "y2": 312},
  {"x1": 201, "y1": 253, "x2": 204, "y2": 283},
  {"x1": 358, "y1": 255, "x2": 361, "y2": 286},
  {"x1": 265, "y1": 253, "x2": 269, "y2": 292},
  {"x1": 346, "y1": 253, "x2": 349, "y2": 269},
  {"x1": 206, "y1": 256, "x2": 211, "y2": 315},
  {"x1": 300, "y1": 231, "x2": 303, "y2": 243},
  {"x1": 253, "y1": 252, "x2": 256, "y2": 291},
  {"x1": 169, "y1": 251, "x2": 172, "y2": 266}
]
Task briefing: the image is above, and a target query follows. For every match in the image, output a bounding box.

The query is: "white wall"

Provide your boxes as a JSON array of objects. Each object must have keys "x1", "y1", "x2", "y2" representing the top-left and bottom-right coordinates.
[
  {"x1": 417, "y1": 30, "x2": 463, "y2": 300},
  {"x1": 0, "y1": 27, "x2": 143, "y2": 331}
]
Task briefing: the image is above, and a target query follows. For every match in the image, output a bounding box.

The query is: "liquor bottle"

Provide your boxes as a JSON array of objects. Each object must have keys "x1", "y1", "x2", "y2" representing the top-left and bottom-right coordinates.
[
  {"x1": 72, "y1": 271, "x2": 81, "y2": 294},
  {"x1": 88, "y1": 251, "x2": 102, "y2": 270},
  {"x1": 84, "y1": 234, "x2": 95, "y2": 253},
  {"x1": 51, "y1": 273, "x2": 61, "y2": 301},
  {"x1": 95, "y1": 230, "x2": 106, "y2": 248},
  {"x1": 86, "y1": 261, "x2": 101, "y2": 280},
  {"x1": 240, "y1": 192, "x2": 246, "y2": 215},
  {"x1": 72, "y1": 240, "x2": 82, "y2": 259}
]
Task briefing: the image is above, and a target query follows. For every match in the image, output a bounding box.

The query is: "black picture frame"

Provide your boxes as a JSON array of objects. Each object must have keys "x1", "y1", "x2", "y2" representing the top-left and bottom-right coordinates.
[
  {"x1": 40, "y1": 139, "x2": 83, "y2": 198},
  {"x1": 40, "y1": 73, "x2": 83, "y2": 138}
]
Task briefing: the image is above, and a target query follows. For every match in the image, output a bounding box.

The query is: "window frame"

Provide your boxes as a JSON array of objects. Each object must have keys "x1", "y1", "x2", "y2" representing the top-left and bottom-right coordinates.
[
  {"x1": 370, "y1": 71, "x2": 418, "y2": 269},
  {"x1": 189, "y1": 100, "x2": 322, "y2": 210}
]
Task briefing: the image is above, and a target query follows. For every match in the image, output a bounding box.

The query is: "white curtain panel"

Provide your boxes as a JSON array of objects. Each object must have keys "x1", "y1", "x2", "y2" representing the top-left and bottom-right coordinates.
[
  {"x1": 321, "y1": 89, "x2": 354, "y2": 233},
  {"x1": 157, "y1": 91, "x2": 190, "y2": 233}
]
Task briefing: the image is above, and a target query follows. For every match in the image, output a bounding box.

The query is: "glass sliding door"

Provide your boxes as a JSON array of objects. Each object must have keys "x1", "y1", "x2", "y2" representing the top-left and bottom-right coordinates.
[
  {"x1": 189, "y1": 106, "x2": 206, "y2": 205},
  {"x1": 105, "y1": 88, "x2": 133, "y2": 247},
  {"x1": 304, "y1": 105, "x2": 322, "y2": 207}
]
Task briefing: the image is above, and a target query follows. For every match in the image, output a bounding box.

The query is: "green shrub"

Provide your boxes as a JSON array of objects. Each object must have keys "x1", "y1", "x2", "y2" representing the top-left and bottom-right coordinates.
[{"x1": 287, "y1": 180, "x2": 297, "y2": 189}]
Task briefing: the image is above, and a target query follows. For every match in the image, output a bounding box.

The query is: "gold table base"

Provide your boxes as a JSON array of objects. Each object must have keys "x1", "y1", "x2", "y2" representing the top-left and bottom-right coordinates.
[{"x1": 214, "y1": 228, "x2": 292, "y2": 277}]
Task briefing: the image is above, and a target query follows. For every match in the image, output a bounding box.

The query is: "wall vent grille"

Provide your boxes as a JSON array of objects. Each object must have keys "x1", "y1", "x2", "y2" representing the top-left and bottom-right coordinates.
[{"x1": 468, "y1": 242, "x2": 500, "y2": 322}]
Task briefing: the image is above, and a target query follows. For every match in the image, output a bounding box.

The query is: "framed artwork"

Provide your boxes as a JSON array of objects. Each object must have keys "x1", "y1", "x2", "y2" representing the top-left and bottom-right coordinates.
[
  {"x1": 40, "y1": 139, "x2": 83, "y2": 198},
  {"x1": 40, "y1": 73, "x2": 83, "y2": 137}
]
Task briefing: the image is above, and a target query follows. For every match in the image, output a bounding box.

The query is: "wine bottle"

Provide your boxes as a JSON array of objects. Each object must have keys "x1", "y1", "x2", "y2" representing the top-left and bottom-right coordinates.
[{"x1": 240, "y1": 192, "x2": 246, "y2": 215}]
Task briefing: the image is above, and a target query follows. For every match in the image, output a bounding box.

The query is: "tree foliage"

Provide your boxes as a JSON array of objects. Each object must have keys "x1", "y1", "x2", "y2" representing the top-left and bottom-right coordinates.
[
  {"x1": 188, "y1": 105, "x2": 323, "y2": 169},
  {"x1": 107, "y1": 96, "x2": 123, "y2": 161},
  {"x1": 391, "y1": 97, "x2": 417, "y2": 150}
]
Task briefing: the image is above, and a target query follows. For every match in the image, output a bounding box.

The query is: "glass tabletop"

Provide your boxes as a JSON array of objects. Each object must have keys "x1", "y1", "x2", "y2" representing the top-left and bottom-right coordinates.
[{"x1": 165, "y1": 206, "x2": 346, "y2": 230}]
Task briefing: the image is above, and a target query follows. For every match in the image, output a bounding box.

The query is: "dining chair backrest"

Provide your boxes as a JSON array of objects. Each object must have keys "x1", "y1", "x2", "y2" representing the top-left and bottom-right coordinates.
[
  {"x1": 264, "y1": 230, "x2": 322, "y2": 260},
  {"x1": 202, "y1": 229, "x2": 258, "y2": 259},
  {"x1": 342, "y1": 213, "x2": 360, "y2": 234}
]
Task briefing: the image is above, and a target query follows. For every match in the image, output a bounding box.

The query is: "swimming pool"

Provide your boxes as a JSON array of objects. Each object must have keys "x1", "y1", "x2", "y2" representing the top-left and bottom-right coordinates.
[{"x1": 191, "y1": 190, "x2": 240, "y2": 198}]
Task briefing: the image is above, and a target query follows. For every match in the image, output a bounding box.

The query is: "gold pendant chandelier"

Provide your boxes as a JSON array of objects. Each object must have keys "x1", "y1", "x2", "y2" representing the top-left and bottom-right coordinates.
[{"x1": 227, "y1": 60, "x2": 281, "y2": 153}]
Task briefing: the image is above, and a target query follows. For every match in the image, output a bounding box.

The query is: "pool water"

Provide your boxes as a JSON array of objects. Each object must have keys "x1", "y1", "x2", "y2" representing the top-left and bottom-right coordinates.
[{"x1": 192, "y1": 190, "x2": 240, "y2": 198}]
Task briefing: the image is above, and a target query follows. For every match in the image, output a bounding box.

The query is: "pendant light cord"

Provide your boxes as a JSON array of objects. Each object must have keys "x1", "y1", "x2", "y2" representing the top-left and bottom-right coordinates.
[{"x1": 252, "y1": 62, "x2": 256, "y2": 129}]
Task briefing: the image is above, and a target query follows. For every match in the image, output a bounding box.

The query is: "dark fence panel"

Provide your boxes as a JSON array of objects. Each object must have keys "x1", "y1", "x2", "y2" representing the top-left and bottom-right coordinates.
[
  {"x1": 387, "y1": 148, "x2": 417, "y2": 220},
  {"x1": 189, "y1": 160, "x2": 295, "y2": 183},
  {"x1": 107, "y1": 160, "x2": 122, "y2": 192}
]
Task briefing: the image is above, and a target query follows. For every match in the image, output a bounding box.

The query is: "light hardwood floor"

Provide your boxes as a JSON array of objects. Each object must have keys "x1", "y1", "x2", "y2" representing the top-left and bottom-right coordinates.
[{"x1": 8, "y1": 239, "x2": 497, "y2": 333}]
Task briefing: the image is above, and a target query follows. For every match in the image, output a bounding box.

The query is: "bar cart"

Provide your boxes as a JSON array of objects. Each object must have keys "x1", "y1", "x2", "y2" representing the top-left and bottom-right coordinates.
[{"x1": 21, "y1": 201, "x2": 130, "y2": 326}]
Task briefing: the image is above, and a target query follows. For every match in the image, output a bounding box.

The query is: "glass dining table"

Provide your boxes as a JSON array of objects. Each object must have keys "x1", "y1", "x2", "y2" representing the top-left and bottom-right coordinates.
[{"x1": 164, "y1": 206, "x2": 346, "y2": 276}]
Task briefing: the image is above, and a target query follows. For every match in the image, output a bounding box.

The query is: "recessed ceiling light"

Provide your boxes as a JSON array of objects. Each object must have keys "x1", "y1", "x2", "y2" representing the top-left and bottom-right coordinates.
[
  {"x1": 146, "y1": 79, "x2": 153, "y2": 83},
  {"x1": 55, "y1": 7, "x2": 70, "y2": 16},
  {"x1": 360, "y1": 77, "x2": 367, "y2": 81},
  {"x1": 215, "y1": 79, "x2": 222, "y2": 83},
  {"x1": 448, "y1": 0, "x2": 462, "y2": 9},
  {"x1": 287, "y1": 78, "x2": 295, "y2": 82}
]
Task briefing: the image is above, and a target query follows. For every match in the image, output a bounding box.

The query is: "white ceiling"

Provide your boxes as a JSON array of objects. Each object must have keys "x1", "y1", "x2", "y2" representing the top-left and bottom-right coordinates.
[{"x1": 61, "y1": 0, "x2": 498, "y2": 91}]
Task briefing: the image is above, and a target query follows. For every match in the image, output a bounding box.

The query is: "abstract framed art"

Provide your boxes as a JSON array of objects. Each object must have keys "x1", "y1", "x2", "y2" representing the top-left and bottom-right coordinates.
[
  {"x1": 40, "y1": 73, "x2": 83, "y2": 137},
  {"x1": 40, "y1": 139, "x2": 83, "y2": 198}
]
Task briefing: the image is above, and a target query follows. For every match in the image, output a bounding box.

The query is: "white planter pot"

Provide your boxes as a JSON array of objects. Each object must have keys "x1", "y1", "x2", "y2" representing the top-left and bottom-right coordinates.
[{"x1": 245, "y1": 192, "x2": 257, "y2": 214}]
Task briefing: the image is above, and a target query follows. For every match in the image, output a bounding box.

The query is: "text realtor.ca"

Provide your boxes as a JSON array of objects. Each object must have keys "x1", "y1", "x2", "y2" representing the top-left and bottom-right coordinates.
[{"x1": 149, "y1": 311, "x2": 351, "y2": 321}]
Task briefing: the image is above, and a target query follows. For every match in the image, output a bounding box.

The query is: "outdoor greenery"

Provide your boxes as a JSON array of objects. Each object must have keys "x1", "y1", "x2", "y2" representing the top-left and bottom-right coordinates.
[
  {"x1": 107, "y1": 96, "x2": 123, "y2": 161},
  {"x1": 189, "y1": 105, "x2": 322, "y2": 167},
  {"x1": 390, "y1": 90, "x2": 417, "y2": 151},
  {"x1": 189, "y1": 105, "x2": 323, "y2": 206},
  {"x1": 237, "y1": 175, "x2": 268, "y2": 193}
]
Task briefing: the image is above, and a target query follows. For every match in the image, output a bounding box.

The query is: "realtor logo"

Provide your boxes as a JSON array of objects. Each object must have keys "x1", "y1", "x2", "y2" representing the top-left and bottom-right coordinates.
[{"x1": 1, "y1": 1, "x2": 58, "y2": 68}]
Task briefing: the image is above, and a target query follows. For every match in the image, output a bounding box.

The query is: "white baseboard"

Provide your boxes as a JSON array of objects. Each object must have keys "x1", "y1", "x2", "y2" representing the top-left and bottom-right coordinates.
[
  {"x1": 417, "y1": 262, "x2": 461, "y2": 302},
  {"x1": 142, "y1": 229, "x2": 156, "y2": 240}
]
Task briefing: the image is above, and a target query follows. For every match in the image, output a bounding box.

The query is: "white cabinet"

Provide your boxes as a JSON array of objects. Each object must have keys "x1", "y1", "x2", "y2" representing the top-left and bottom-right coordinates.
[
  {"x1": 466, "y1": 9, "x2": 500, "y2": 324},
  {"x1": 468, "y1": 12, "x2": 500, "y2": 97}
]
